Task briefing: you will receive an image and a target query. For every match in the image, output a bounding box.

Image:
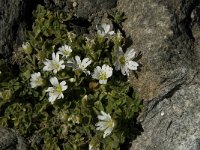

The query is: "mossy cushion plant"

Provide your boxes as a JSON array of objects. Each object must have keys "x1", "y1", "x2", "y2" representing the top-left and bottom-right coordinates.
[{"x1": 0, "y1": 5, "x2": 143, "y2": 150}]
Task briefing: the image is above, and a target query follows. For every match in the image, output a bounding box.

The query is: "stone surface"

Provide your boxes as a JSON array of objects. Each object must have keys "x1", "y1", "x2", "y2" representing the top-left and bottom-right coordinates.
[
  {"x1": 117, "y1": 0, "x2": 200, "y2": 149},
  {"x1": 0, "y1": 0, "x2": 43, "y2": 60},
  {"x1": 130, "y1": 82, "x2": 200, "y2": 150},
  {"x1": 0, "y1": 127, "x2": 27, "y2": 150},
  {"x1": 76, "y1": 0, "x2": 117, "y2": 19},
  {"x1": 118, "y1": 0, "x2": 198, "y2": 100},
  {"x1": 44, "y1": 0, "x2": 117, "y2": 20}
]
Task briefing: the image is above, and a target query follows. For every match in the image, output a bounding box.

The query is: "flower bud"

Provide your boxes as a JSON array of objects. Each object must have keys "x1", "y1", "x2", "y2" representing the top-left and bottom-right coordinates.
[
  {"x1": 22, "y1": 42, "x2": 32, "y2": 54},
  {"x1": 0, "y1": 90, "x2": 12, "y2": 101},
  {"x1": 69, "y1": 78, "x2": 76, "y2": 82}
]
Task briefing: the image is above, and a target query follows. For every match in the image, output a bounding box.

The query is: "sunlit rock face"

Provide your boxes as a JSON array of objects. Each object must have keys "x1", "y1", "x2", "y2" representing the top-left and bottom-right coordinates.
[{"x1": 118, "y1": 0, "x2": 200, "y2": 150}]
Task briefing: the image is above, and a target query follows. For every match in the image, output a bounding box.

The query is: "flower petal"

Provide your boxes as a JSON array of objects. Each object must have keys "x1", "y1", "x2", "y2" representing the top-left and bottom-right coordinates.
[
  {"x1": 103, "y1": 127, "x2": 112, "y2": 138},
  {"x1": 102, "y1": 23, "x2": 110, "y2": 33},
  {"x1": 121, "y1": 66, "x2": 129, "y2": 76},
  {"x1": 75, "y1": 55, "x2": 81, "y2": 65},
  {"x1": 108, "y1": 31, "x2": 114, "y2": 35},
  {"x1": 45, "y1": 87, "x2": 54, "y2": 92},
  {"x1": 100, "y1": 111, "x2": 110, "y2": 118},
  {"x1": 48, "y1": 93, "x2": 59, "y2": 104},
  {"x1": 92, "y1": 66, "x2": 101, "y2": 79},
  {"x1": 99, "y1": 79, "x2": 107, "y2": 84},
  {"x1": 127, "y1": 61, "x2": 139, "y2": 70},
  {"x1": 98, "y1": 113, "x2": 108, "y2": 121},
  {"x1": 50, "y1": 77, "x2": 59, "y2": 86},
  {"x1": 125, "y1": 48, "x2": 136, "y2": 60},
  {"x1": 57, "y1": 93, "x2": 64, "y2": 99},
  {"x1": 82, "y1": 58, "x2": 92, "y2": 68}
]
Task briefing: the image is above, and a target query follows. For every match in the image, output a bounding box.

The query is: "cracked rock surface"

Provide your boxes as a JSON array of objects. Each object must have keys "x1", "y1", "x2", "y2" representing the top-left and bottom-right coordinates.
[
  {"x1": 0, "y1": 127, "x2": 27, "y2": 150},
  {"x1": 117, "y1": 0, "x2": 200, "y2": 149}
]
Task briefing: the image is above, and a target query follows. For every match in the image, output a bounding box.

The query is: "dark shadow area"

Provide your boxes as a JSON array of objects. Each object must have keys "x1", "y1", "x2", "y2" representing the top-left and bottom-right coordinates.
[
  {"x1": 22, "y1": 0, "x2": 45, "y2": 30},
  {"x1": 120, "y1": 116, "x2": 144, "y2": 150}
]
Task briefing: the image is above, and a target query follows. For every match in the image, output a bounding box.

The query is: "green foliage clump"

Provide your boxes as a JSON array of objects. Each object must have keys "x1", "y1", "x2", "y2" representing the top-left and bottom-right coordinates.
[{"x1": 0, "y1": 5, "x2": 143, "y2": 150}]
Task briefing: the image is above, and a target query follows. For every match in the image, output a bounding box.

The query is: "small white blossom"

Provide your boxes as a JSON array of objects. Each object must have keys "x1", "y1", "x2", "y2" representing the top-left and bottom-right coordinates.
[
  {"x1": 114, "y1": 47, "x2": 139, "y2": 76},
  {"x1": 95, "y1": 111, "x2": 115, "y2": 138},
  {"x1": 96, "y1": 23, "x2": 114, "y2": 37},
  {"x1": 57, "y1": 45, "x2": 72, "y2": 58},
  {"x1": 30, "y1": 72, "x2": 44, "y2": 88},
  {"x1": 45, "y1": 77, "x2": 68, "y2": 104},
  {"x1": 43, "y1": 52, "x2": 65, "y2": 74},
  {"x1": 67, "y1": 56, "x2": 92, "y2": 75},
  {"x1": 92, "y1": 64, "x2": 113, "y2": 84}
]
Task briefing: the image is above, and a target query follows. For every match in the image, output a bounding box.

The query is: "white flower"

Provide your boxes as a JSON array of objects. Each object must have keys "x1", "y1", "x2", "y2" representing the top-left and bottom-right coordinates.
[
  {"x1": 57, "y1": 45, "x2": 72, "y2": 58},
  {"x1": 95, "y1": 111, "x2": 115, "y2": 138},
  {"x1": 92, "y1": 64, "x2": 113, "y2": 84},
  {"x1": 67, "y1": 56, "x2": 92, "y2": 75},
  {"x1": 114, "y1": 47, "x2": 139, "y2": 76},
  {"x1": 45, "y1": 77, "x2": 68, "y2": 104},
  {"x1": 30, "y1": 72, "x2": 44, "y2": 88},
  {"x1": 43, "y1": 52, "x2": 65, "y2": 74},
  {"x1": 96, "y1": 23, "x2": 114, "y2": 37}
]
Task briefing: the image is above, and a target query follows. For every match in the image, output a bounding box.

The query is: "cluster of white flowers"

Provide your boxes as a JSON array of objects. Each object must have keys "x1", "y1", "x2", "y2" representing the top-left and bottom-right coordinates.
[{"x1": 28, "y1": 23, "x2": 139, "y2": 139}]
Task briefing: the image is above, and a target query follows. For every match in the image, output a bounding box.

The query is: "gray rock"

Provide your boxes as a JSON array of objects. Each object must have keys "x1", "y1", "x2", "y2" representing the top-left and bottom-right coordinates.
[
  {"x1": 117, "y1": 0, "x2": 200, "y2": 149},
  {"x1": 44, "y1": 0, "x2": 117, "y2": 20},
  {"x1": 0, "y1": 0, "x2": 43, "y2": 59},
  {"x1": 76, "y1": 0, "x2": 117, "y2": 19},
  {"x1": 0, "y1": 0, "x2": 25, "y2": 59},
  {"x1": 130, "y1": 83, "x2": 200, "y2": 150},
  {"x1": 0, "y1": 127, "x2": 27, "y2": 150}
]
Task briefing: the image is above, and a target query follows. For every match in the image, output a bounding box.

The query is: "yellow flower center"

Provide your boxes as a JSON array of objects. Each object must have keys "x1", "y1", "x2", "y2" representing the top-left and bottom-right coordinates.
[
  {"x1": 107, "y1": 119, "x2": 114, "y2": 128},
  {"x1": 99, "y1": 71, "x2": 107, "y2": 80},
  {"x1": 56, "y1": 85, "x2": 62, "y2": 93},
  {"x1": 64, "y1": 50, "x2": 71, "y2": 56},
  {"x1": 52, "y1": 61, "x2": 60, "y2": 69},
  {"x1": 119, "y1": 56, "x2": 126, "y2": 65},
  {"x1": 35, "y1": 78, "x2": 43, "y2": 85}
]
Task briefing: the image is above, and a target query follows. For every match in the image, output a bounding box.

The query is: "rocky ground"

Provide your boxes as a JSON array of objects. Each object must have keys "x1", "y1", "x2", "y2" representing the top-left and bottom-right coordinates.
[
  {"x1": 117, "y1": 0, "x2": 200, "y2": 149},
  {"x1": 0, "y1": 0, "x2": 200, "y2": 150}
]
